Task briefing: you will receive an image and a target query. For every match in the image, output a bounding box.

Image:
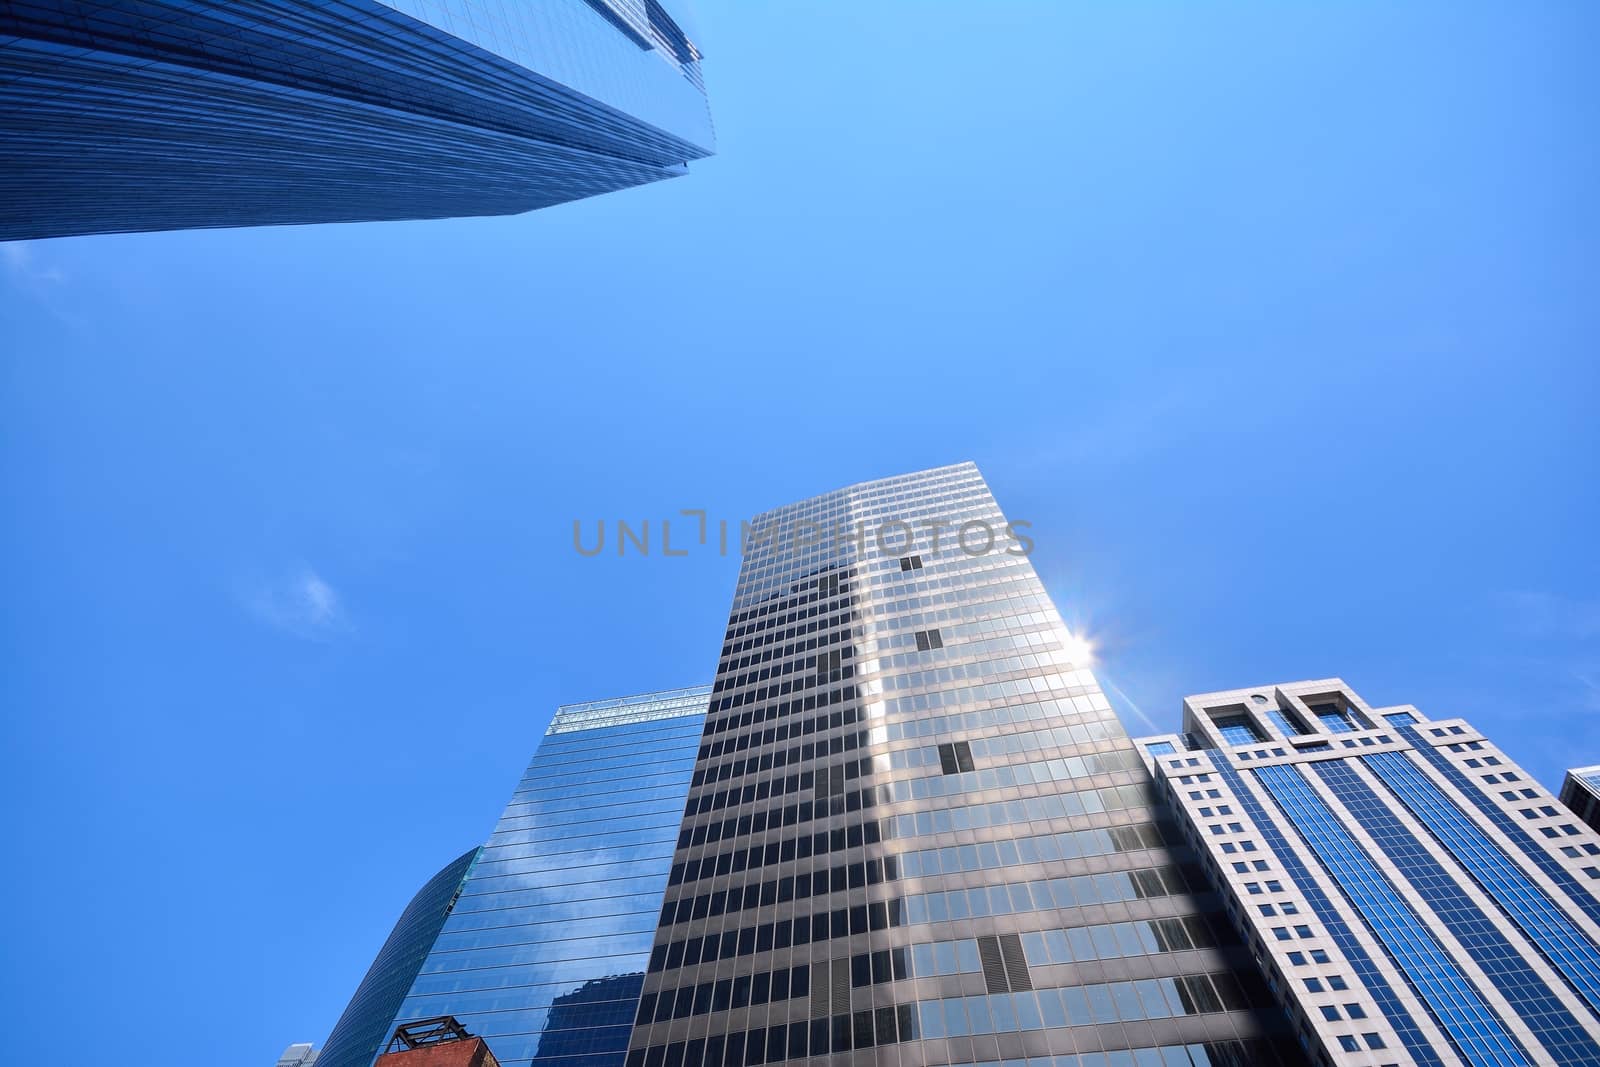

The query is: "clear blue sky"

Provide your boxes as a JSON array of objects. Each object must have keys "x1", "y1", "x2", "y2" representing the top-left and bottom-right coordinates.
[{"x1": 1, "y1": 2, "x2": 1595, "y2": 1063}]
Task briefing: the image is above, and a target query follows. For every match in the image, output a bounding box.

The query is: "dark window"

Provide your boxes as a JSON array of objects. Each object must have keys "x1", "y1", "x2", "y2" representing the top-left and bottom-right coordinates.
[
  {"x1": 937, "y1": 741, "x2": 975, "y2": 774},
  {"x1": 852, "y1": 1010, "x2": 875, "y2": 1049}
]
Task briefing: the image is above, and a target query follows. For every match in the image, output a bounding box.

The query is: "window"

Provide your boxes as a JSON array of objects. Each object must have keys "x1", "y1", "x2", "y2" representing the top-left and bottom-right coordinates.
[
  {"x1": 1337, "y1": 1036, "x2": 1359, "y2": 1053},
  {"x1": 1345, "y1": 1003, "x2": 1367, "y2": 1019},
  {"x1": 1363, "y1": 1033, "x2": 1386, "y2": 1050},
  {"x1": 1327, "y1": 975, "x2": 1348, "y2": 991},
  {"x1": 913, "y1": 629, "x2": 944, "y2": 652},
  {"x1": 1215, "y1": 717, "x2": 1265, "y2": 745},
  {"x1": 936, "y1": 741, "x2": 974, "y2": 775},
  {"x1": 1320, "y1": 1006, "x2": 1341, "y2": 1021},
  {"x1": 1310, "y1": 702, "x2": 1360, "y2": 733},
  {"x1": 899, "y1": 555, "x2": 923, "y2": 572},
  {"x1": 1265, "y1": 708, "x2": 1306, "y2": 736}
]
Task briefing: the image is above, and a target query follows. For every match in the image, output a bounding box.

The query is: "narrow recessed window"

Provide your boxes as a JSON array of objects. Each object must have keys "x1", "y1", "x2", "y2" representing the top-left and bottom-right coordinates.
[{"x1": 914, "y1": 628, "x2": 944, "y2": 651}]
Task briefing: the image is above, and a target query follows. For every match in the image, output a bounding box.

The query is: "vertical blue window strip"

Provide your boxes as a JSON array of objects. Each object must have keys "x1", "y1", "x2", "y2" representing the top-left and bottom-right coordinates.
[
  {"x1": 1210, "y1": 763, "x2": 1445, "y2": 1067},
  {"x1": 1313, "y1": 760, "x2": 1600, "y2": 1064},
  {"x1": 1253, "y1": 763, "x2": 1533, "y2": 1067},
  {"x1": 1264, "y1": 709, "x2": 1304, "y2": 737},
  {"x1": 1401, "y1": 726, "x2": 1600, "y2": 932},
  {"x1": 1361, "y1": 750, "x2": 1600, "y2": 1021}
]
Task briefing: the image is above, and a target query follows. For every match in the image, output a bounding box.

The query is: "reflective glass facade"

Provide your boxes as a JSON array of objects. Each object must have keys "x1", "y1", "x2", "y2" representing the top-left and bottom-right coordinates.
[
  {"x1": 626, "y1": 464, "x2": 1302, "y2": 1067},
  {"x1": 319, "y1": 847, "x2": 482, "y2": 1067},
  {"x1": 1138, "y1": 680, "x2": 1600, "y2": 1066},
  {"x1": 387, "y1": 686, "x2": 712, "y2": 1067},
  {"x1": 0, "y1": 1, "x2": 713, "y2": 240}
]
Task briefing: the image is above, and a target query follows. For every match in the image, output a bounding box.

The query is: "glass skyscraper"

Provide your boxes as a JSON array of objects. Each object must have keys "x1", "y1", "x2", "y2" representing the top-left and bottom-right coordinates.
[
  {"x1": 0, "y1": 1, "x2": 714, "y2": 240},
  {"x1": 1137, "y1": 678, "x2": 1600, "y2": 1065},
  {"x1": 377, "y1": 686, "x2": 713, "y2": 1067},
  {"x1": 320, "y1": 846, "x2": 483, "y2": 1067},
  {"x1": 625, "y1": 463, "x2": 1301, "y2": 1067}
]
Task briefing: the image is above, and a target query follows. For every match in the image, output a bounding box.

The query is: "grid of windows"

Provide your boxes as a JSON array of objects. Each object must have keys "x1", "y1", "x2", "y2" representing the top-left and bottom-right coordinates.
[
  {"x1": 1403, "y1": 725, "x2": 1600, "y2": 932},
  {"x1": 1207, "y1": 759, "x2": 1444, "y2": 1065},
  {"x1": 1362, "y1": 750, "x2": 1600, "y2": 1019},
  {"x1": 628, "y1": 464, "x2": 1302, "y2": 1067},
  {"x1": 1313, "y1": 760, "x2": 1600, "y2": 1065},
  {"x1": 1254, "y1": 762, "x2": 1533, "y2": 1065}
]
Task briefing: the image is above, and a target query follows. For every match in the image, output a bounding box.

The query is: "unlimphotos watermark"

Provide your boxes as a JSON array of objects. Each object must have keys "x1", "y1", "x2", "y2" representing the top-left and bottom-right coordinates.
[{"x1": 573, "y1": 510, "x2": 1033, "y2": 558}]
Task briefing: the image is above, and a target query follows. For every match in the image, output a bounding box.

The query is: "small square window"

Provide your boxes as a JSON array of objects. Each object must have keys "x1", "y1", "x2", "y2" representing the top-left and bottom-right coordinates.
[
  {"x1": 1363, "y1": 1033, "x2": 1386, "y2": 1050},
  {"x1": 1337, "y1": 1036, "x2": 1359, "y2": 1053}
]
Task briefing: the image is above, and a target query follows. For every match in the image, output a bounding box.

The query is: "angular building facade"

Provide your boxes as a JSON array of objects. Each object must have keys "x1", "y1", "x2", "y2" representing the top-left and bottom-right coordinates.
[
  {"x1": 0, "y1": 1, "x2": 714, "y2": 240},
  {"x1": 321, "y1": 847, "x2": 484, "y2": 1067},
  {"x1": 624, "y1": 463, "x2": 1302, "y2": 1067},
  {"x1": 1560, "y1": 766, "x2": 1600, "y2": 836},
  {"x1": 381, "y1": 686, "x2": 713, "y2": 1067},
  {"x1": 1136, "y1": 679, "x2": 1600, "y2": 1066}
]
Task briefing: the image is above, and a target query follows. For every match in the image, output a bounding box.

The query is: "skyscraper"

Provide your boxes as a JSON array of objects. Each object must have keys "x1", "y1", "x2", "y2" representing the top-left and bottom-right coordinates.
[
  {"x1": 378, "y1": 686, "x2": 713, "y2": 1067},
  {"x1": 320, "y1": 847, "x2": 484, "y2": 1067},
  {"x1": 1560, "y1": 766, "x2": 1600, "y2": 835},
  {"x1": 0, "y1": 1, "x2": 714, "y2": 241},
  {"x1": 1136, "y1": 679, "x2": 1600, "y2": 1066},
  {"x1": 278, "y1": 1043, "x2": 322, "y2": 1067},
  {"x1": 625, "y1": 463, "x2": 1301, "y2": 1067}
]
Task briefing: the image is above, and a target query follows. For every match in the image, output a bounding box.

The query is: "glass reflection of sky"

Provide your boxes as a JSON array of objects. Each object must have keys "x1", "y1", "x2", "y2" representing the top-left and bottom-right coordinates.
[{"x1": 390, "y1": 687, "x2": 711, "y2": 1067}]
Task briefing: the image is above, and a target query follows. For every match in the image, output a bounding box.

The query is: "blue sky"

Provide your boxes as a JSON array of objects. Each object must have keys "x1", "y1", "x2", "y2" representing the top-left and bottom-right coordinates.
[{"x1": 1, "y1": 2, "x2": 1596, "y2": 1063}]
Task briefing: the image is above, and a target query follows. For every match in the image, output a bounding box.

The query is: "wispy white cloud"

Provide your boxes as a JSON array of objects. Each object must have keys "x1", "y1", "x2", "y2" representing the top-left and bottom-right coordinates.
[
  {"x1": 2, "y1": 241, "x2": 67, "y2": 286},
  {"x1": 240, "y1": 566, "x2": 349, "y2": 639}
]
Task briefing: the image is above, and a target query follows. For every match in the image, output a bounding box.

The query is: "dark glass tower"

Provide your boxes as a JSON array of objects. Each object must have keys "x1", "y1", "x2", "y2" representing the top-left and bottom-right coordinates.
[
  {"x1": 626, "y1": 464, "x2": 1303, "y2": 1067},
  {"x1": 0, "y1": 1, "x2": 713, "y2": 240},
  {"x1": 320, "y1": 846, "x2": 482, "y2": 1067}
]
